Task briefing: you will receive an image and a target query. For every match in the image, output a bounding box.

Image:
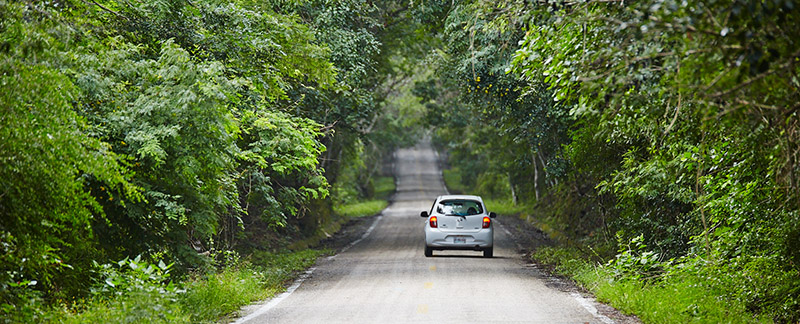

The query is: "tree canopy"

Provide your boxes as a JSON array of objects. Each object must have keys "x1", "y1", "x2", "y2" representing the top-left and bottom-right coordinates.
[
  {"x1": 2, "y1": 0, "x2": 799, "y2": 322},
  {"x1": 417, "y1": 0, "x2": 800, "y2": 321},
  {"x1": 0, "y1": 0, "x2": 434, "y2": 314}
]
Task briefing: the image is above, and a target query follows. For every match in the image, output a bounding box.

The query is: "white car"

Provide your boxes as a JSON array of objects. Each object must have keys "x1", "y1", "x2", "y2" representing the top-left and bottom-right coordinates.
[{"x1": 421, "y1": 195, "x2": 496, "y2": 258}]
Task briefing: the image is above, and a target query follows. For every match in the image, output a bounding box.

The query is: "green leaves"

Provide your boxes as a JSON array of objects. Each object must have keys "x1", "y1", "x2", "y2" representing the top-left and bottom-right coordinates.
[
  {"x1": 238, "y1": 109, "x2": 329, "y2": 229},
  {"x1": 242, "y1": 110, "x2": 325, "y2": 176},
  {"x1": 607, "y1": 234, "x2": 666, "y2": 282},
  {"x1": 1, "y1": 0, "x2": 378, "y2": 311},
  {"x1": 70, "y1": 37, "x2": 243, "y2": 262},
  {"x1": 421, "y1": 0, "x2": 800, "y2": 319},
  {"x1": 472, "y1": 0, "x2": 800, "y2": 320},
  {"x1": 0, "y1": 58, "x2": 137, "y2": 305}
]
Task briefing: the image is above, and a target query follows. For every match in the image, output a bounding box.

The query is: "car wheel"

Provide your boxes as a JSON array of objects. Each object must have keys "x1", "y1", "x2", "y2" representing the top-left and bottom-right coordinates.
[
  {"x1": 483, "y1": 247, "x2": 493, "y2": 258},
  {"x1": 424, "y1": 246, "x2": 433, "y2": 257}
]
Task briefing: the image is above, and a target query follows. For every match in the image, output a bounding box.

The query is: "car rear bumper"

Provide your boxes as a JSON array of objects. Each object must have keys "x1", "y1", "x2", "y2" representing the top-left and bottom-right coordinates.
[
  {"x1": 426, "y1": 244, "x2": 490, "y2": 251},
  {"x1": 424, "y1": 228, "x2": 493, "y2": 249}
]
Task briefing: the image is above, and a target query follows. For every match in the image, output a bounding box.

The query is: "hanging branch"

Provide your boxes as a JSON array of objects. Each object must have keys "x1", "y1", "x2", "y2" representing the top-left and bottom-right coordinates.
[
  {"x1": 710, "y1": 49, "x2": 800, "y2": 99},
  {"x1": 87, "y1": 0, "x2": 129, "y2": 20}
]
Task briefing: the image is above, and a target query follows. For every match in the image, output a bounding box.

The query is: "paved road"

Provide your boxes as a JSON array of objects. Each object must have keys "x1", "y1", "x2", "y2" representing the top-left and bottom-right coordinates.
[{"x1": 236, "y1": 142, "x2": 613, "y2": 323}]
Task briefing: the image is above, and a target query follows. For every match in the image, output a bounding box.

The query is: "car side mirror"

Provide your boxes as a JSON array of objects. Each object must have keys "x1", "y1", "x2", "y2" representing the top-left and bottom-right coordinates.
[
  {"x1": 420, "y1": 211, "x2": 429, "y2": 218},
  {"x1": 489, "y1": 212, "x2": 497, "y2": 218}
]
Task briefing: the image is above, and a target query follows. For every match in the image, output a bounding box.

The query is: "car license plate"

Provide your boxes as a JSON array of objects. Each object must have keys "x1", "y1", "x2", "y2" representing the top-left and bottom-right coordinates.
[{"x1": 454, "y1": 236, "x2": 466, "y2": 244}]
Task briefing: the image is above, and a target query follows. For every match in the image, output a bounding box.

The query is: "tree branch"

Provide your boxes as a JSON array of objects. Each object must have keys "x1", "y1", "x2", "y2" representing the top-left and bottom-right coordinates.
[
  {"x1": 709, "y1": 52, "x2": 799, "y2": 99},
  {"x1": 87, "y1": 0, "x2": 129, "y2": 20}
]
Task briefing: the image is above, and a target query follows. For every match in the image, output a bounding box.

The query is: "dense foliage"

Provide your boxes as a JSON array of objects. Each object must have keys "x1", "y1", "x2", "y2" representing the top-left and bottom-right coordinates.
[
  {"x1": 0, "y1": 0, "x2": 434, "y2": 320},
  {"x1": 4, "y1": 0, "x2": 797, "y2": 322},
  {"x1": 419, "y1": 0, "x2": 800, "y2": 321}
]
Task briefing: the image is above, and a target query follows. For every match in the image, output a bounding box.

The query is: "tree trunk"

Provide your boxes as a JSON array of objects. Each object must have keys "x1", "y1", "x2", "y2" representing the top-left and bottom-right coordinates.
[
  {"x1": 509, "y1": 172, "x2": 517, "y2": 205},
  {"x1": 533, "y1": 152, "x2": 540, "y2": 201}
]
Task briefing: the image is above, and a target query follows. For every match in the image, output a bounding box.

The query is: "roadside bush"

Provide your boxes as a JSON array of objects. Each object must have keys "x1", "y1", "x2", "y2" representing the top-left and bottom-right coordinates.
[
  {"x1": 39, "y1": 249, "x2": 328, "y2": 323},
  {"x1": 90, "y1": 256, "x2": 179, "y2": 300},
  {"x1": 0, "y1": 279, "x2": 42, "y2": 324},
  {"x1": 607, "y1": 234, "x2": 666, "y2": 282},
  {"x1": 534, "y1": 246, "x2": 773, "y2": 324},
  {"x1": 699, "y1": 255, "x2": 800, "y2": 322},
  {"x1": 50, "y1": 256, "x2": 188, "y2": 323}
]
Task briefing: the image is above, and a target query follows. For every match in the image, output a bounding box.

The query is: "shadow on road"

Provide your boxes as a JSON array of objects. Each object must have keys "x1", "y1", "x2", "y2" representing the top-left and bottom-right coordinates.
[{"x1": 427, "y1": 254, "x2": 510, "y2": 260}]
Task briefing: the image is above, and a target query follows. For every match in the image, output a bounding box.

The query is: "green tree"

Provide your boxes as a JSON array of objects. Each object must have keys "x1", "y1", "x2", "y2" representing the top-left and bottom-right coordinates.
[{"x1": 0, "y1": 32, "x2": 138, "y2": 309}]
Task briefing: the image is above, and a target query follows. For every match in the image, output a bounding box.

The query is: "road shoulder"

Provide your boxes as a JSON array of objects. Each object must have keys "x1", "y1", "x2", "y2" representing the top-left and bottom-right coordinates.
[{"x1": 498, "y1": 214, "x2": 641, "y2": 324}]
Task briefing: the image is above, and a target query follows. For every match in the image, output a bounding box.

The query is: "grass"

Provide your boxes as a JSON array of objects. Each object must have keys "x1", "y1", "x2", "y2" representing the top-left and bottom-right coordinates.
[
  {"x1": 183, "y1": 249, "x2": 325, "y2": 322},
  {"x1": 181, "y1": 268, "x2": 276, "y2": 322},
  {"x1": 590, "y1": 276, "x2": 768, "y2": 324},
  {"x1": 43, "y1": 250, "x2": 327, "y2": 324},
  {"x1": 533, "y1": 246, "x2": 772, "y2": 324},
  {"x1": 332, "y1": 176, "x2": 394, "y2": 219},
  {"x1": 483, "y1": 199, "x2": 528, "y2": 216},
  {"x1": 333, "y1": 200, "x2": 388, "y2": 218}
]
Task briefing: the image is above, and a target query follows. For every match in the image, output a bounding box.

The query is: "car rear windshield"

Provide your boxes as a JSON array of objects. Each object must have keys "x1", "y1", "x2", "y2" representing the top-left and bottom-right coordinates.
[{"x1": 436, "y1": 200, "x2": 483, "y2": 216}]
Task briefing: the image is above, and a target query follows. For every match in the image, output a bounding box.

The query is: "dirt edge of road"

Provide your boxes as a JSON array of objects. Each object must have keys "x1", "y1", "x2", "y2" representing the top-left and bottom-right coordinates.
[
  {"x1": 316, "y1": 213, "x2": 382, "y2": 253},
  {"x1": 230, "y1": 213, "x2": 382, "y2": 323},
  {"x1": 497, "y1": 214, "x2": 641, "y2": 324}
]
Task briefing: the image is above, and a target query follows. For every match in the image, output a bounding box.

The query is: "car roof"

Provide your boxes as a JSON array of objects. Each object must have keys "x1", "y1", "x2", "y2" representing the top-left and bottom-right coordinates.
[{"x1": 437, "y1": 195, "x2": 484, "y2": 202}]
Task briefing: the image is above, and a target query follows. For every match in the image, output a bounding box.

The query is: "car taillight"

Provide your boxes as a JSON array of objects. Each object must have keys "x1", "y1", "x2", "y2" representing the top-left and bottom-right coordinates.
[
  {"x1": 430, "y1": 216, "x2": 438, "y2": 228},
  {"x1": 482, "y1": 216, "x2": 491, "y2": 228}
]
